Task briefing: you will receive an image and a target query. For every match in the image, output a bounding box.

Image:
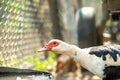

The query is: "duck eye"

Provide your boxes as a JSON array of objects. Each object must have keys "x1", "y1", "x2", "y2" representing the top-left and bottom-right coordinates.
[{"x1": 53, "y1": 42, "x2": 57, "y2": 45}]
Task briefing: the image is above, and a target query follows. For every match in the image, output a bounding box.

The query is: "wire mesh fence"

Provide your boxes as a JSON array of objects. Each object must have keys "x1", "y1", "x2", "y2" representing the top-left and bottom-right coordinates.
[{"x1": 0, "y1": 0, "x2": 53, "y2": 67}]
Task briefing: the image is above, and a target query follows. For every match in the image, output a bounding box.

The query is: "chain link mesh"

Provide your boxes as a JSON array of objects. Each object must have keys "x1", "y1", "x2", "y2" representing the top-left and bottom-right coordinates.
[{"x1": 0, "y1": 0, "x2": 52, "y2": 67}]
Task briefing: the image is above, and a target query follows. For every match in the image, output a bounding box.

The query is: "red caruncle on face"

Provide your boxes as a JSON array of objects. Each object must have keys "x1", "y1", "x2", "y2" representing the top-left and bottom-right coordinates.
[{"x1": 47, "y1": 41, "x2": 59, "y2": 50}]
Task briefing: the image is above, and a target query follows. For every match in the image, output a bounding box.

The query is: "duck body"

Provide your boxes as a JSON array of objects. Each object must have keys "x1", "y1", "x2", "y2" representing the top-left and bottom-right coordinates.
[{"x1": 39, "y1": 39, "x2": 120, "y2": 80}]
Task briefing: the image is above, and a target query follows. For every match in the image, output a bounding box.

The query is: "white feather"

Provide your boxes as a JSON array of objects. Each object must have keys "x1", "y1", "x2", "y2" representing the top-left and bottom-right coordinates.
[
  {"x1": 70, "y1": 47, "x2": 105, "y2": 78},
  {"x1": 105, "y1": 54, "x2": 120, "y2": 66}
]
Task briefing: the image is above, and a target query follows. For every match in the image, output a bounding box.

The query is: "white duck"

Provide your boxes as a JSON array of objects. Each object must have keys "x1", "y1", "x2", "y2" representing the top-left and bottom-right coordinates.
[{"x1": 38, "y1": 39, "x2": 120, "y2": 80}]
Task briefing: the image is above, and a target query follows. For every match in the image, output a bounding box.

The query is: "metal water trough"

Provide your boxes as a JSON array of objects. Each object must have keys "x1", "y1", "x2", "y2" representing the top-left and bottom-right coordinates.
[{"x1": 0, "y1": 67, "x2": 53, "y2": 80}]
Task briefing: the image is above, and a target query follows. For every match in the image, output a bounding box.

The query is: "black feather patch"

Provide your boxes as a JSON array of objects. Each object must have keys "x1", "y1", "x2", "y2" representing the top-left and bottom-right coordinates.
[
  {"x1": 103, "y1": 66, "x2": 120, "y2": 80},
  {"x1": 89, "y1": 45, "x2": 120, "y2": 62}
]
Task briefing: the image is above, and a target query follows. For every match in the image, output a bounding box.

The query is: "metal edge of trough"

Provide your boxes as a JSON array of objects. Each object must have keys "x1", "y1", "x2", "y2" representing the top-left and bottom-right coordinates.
[{"x1": 0, "y1": 67, "x2": 53, "y2": 79}]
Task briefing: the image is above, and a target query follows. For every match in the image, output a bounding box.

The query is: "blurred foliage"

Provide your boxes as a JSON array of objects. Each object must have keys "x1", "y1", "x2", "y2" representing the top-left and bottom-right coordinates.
[
  {"x1": 106, "y1": 20, "x2": 118, "y2": 27},
  {"x1": 0, "y1": 56, "x2": 4, "y2": 65},
  {"x1": 26, "y1": 52, "x2": 56, "y2": 71}
]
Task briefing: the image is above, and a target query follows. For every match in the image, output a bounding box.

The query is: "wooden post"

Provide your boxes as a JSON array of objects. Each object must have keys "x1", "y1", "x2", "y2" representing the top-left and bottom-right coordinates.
[{"x1": 48, "y1": 0, "x2": 63, "y2": 40}]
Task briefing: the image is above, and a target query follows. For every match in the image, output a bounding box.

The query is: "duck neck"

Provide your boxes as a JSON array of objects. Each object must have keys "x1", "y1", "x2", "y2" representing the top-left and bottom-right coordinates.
[
  {"x1": 69, "y1": 45, "x2": 91, "y2": 63},
  {"x1": 68, "y1": 45, "x2": 83, "y2": 58}
]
